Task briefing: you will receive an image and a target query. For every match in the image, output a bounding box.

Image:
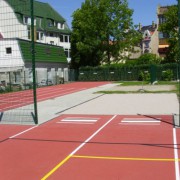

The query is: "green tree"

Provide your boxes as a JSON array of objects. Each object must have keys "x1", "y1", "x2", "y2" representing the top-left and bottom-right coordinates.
[
  {"x1": 137, "y1": 53, "x2": 161, "y2": 65},
  {"x1": 158, "y1": 3, "x2": 178, "y2": 62},
  {"x1": 70, "y1": 0, "x2": 141, "y2": 68}
]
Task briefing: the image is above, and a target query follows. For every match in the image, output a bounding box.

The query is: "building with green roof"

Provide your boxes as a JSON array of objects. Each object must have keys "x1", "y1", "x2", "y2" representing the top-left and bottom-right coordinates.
[
  {"x1": 0, "y1": 0, "x2": 71, "y2": 84},
  {"x1": 0, "y1": 0, "x2": 71, "y2": 62}
]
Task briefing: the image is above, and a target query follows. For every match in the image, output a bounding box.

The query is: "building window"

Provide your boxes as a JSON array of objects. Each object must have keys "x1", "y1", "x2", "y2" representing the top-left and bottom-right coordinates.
[
  {"x1": 159, "y1": 16, "x2": 166, "y2": 25},
  {"x1": 49, "y1": 33, "x2": 54, "y2": 37},
  {"x1": 159, "y1": 32, "x2": 169, "y2": 39},
  {"x1": 48, "y1": 19, "x2": 54, "y2": 27},
  {"x1": 6, "y1": 47, "x2": 12, "y2": 54},
  {"x1": 24, "y1": 16, "x2": 36, "y2": 25},
  {"x1": 36, "y1": 32, "x2": 44, "y2": 40},
  {"x1": 64, "y1": 48, "x2": 71, "y2": 58},
  {"x1": 60, "y1": 35, "x2": 63, "y2": 42},
  {"x1": 50, "y1": 41, "x2": 54, "y2": 45},
  {"x1": 24, "y1": 16, "x2": 31, "y2": 25},
  {"x1": 28, "y1": 30, "x2": 30, "y2": 39},
  {"x1": 57, "y1": 22, "x2": 64, "y2": 29},
  {"x1": 64, "y1": 35, "x2": 68, "y2": 42},
  {"x1": 158, "y1": 32, "x2": 163, "y2": 39},
  {"x1": 60, "y1": 23, "x2": 64, "y2": 29}
]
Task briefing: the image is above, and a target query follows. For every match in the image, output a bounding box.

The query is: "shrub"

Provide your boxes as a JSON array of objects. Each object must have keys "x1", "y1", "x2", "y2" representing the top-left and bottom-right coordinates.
[
  {"x1": 161, "y1": 69, "x2": 173, "y2": 81},
  {"x1": 138, "y1": 71, "x2": 150, "y2": 82}
]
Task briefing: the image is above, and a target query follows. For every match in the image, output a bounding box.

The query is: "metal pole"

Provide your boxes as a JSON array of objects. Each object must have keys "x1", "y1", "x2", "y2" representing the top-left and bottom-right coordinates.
[{"x1": 31, "y1": 0, "x2": 38, "y2": 124}]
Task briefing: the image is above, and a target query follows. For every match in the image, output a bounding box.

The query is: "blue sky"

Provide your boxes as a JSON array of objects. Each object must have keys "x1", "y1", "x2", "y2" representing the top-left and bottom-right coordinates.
[{"x1": 40, "y1": 0, "x2": 177, "y2": 28}]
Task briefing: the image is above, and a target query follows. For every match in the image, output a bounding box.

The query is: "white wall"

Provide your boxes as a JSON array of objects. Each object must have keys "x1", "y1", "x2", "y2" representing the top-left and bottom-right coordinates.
[{"x1": 0, "y1": 39, "x2": 24, "y2": 71}]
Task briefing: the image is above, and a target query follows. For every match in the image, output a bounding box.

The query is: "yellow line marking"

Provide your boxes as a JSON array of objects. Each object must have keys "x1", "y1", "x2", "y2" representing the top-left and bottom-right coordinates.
[
  {"x1": 72, "y1": 155, "x2": 180, "y2": 162},
  {"x1": 41, "y1": 155, "x2": 72, "y2": 180}
]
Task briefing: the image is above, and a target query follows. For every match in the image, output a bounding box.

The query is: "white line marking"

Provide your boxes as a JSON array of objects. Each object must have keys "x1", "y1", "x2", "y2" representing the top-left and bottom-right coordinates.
[
  {"x1": 69, "y1": 115, "x2": 117, "y2": 155},
  {"x1": 61, "y1": 119, "x2": 97, "y2": 122},
  {"x1": 122, "y1": 118, "x2": 161, "y2": 121},
  {"x1": 57, "y1": 122, "x2": 94, "y2": 124},
  {"x1": 64, "y1": 117, "x2": 99, "y2": 120},
  {"x1": 121, "y1": 120, "x2": 160, "y2": 123},
  {"x1": 173, "y1": 127, "x2": 180, "y2": 180},
  {"x1": 9, "y1": 126, "x2": 38, "y2": 139}
]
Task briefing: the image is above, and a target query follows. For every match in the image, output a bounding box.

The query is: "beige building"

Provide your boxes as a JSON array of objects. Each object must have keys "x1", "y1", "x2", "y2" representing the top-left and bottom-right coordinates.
[
  {"x1": 157, "y1": 6, "x2": 170, "y2": 58},
  {"x1": 139, "y1": 22, "x2": 159, "y2": 56}
]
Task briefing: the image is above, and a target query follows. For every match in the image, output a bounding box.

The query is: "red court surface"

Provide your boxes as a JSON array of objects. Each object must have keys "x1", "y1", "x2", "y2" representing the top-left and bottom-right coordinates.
[
  {"x1": 0, "y1": 82, "x2": 109, "y2": 111},
  {"x1": 0, "y1": 114, "x2": 179, "y2": 180}
]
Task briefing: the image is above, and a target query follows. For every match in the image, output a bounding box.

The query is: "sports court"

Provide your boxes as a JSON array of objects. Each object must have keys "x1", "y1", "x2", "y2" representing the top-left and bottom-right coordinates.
[{"x1": 0, "y1": 82, "x2": 180, "y2": 180}]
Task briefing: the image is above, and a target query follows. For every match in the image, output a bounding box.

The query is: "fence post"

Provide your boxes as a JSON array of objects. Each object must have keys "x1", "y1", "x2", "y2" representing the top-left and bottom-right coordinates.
[{"x1": 150, "y1": 64, "x2": 157, "y2": 84}]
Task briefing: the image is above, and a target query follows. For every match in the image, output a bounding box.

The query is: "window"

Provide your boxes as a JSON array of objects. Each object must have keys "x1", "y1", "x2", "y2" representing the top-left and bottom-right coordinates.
[
  {"x1": 64, "y1": 49, "x2": 71, "y2": 58},
  {"x1": 48, "y1": 19, "x2": 54, "y2": 27},
  {"x1": 48, "y1": 22, "x2": 53, "y2": 27},
  {"x1": 40, "y1": 32, "x2": 44, "y2": 40},
  {"x1": 64, "y1": 35, "x2": 68, "y2": 42},
  {"x1": 57, "y1": 23, "x2": 64, "y2": 29},
  {"x1": 158, "y1": 32, "x2": 163, "y2": 39},
  {"x1": 39, "y1": 18, "x2": 42, "y2": 27},
  {"x1": 49, "y1": 33, "x2": 54, "y2": 37},
  {"x1": 159, "y1": 32, "x2": 169, "y2": 39},
  {"x1": 24, "y1": 16, "x2": 36, "y2": 25},
  {"x1": 50, "y1": 41, "x2": 54, "y2": 45},
  {"x1": 6, "y1": 47, "x2": 12, "y2": 54},
  {"x1": 159, "y1": 16, "x2": 166, "y2": 25},
  {"x1": 24, "y1": 16, "x2": 31, "y2": 24},
  {"x1": 60, "y1": 35, "x2": 63, "y2": 42},
  {"x1": 36, "y1": 32, "x2": 39, "y2": 40},
  {"x1": 36, "y1": 32, "x2": 44, "y2": 40},
  {"x1": 64, "y1": 49, "x2": 68, "y2": 57},
  {"x1": 60, "y1": 23, "x2": 64, "y2": 29},
  {"x1": 28, "y1": 30, "x2": 30, "y2": 39}
]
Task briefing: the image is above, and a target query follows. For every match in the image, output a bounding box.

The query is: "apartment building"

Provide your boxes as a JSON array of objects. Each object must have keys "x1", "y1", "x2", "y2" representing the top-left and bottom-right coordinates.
[
  {"x1": 157, "y1": 5, "x2": 169, "y2": 58},
  {"x1": 139, "y1": 22, "x2": 159, "y2": 56}
]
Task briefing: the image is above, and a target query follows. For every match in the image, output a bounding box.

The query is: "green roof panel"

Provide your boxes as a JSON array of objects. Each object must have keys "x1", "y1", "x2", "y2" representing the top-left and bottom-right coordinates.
[{"x1": 18, "y1": 39, "x2": 67, "y2": 63}]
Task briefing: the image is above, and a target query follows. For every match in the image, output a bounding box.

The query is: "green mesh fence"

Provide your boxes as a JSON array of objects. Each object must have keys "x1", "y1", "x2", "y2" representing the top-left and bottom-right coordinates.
[
  {"x1": 0, "y1": 0, "x2": 37, "y2": 124},
  {"x1": 77, "y1": 64, "x2": 179, "y2": 82}
]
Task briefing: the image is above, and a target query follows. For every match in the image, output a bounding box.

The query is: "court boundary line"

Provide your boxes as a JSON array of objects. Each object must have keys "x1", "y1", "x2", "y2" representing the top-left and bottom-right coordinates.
[
  {"x1": 41, "y1": 115, "x2": 117, "y2": 180},
  {"x1": 173, "y1": 127, "x2": 180, "y2": 180},
  {"x1": 72, "y1": 155, "x2": 180, "y2": 162},
  {"x1": 9, "y1": 126, "x2": 38, "y2": 139}
]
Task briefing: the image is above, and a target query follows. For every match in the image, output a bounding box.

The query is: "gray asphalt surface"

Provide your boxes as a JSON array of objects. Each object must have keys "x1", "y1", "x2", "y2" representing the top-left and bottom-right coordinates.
[{"x1": 38, "y1": 83, "x2": 179, "y2": 125}]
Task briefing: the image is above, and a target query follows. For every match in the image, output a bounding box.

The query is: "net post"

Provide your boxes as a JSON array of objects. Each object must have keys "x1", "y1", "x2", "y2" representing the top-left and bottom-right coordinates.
[
  {"x1": 178, "y1": 0, "x2": 180, "y2": 127},
  {"x1": 31, "y1": 0, "x2": 38, "y2": 124}
]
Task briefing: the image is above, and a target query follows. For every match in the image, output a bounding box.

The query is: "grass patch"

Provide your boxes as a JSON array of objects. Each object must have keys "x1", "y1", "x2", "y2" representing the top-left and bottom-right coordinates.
[
  {"x1": 97, "y1": 90, "x2": 177, "y2": 94},
  {"x1": 115, "y1": 81, "x2": 178, "y2": 86},
  {"x1": 97, "y1": 81, "x2": 180, "y2": 97}
]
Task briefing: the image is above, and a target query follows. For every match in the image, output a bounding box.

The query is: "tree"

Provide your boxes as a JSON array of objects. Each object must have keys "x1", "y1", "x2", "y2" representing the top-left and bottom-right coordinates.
[
  {"x1": 137, "y1": 53, "x2": 161, "y2": 65},
  {"x1": 158, "y1": 3, "x2": 178, "y2": 62},
  {"x1": 70, "y1": 0, "x2": 141, "y2": 68}
]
